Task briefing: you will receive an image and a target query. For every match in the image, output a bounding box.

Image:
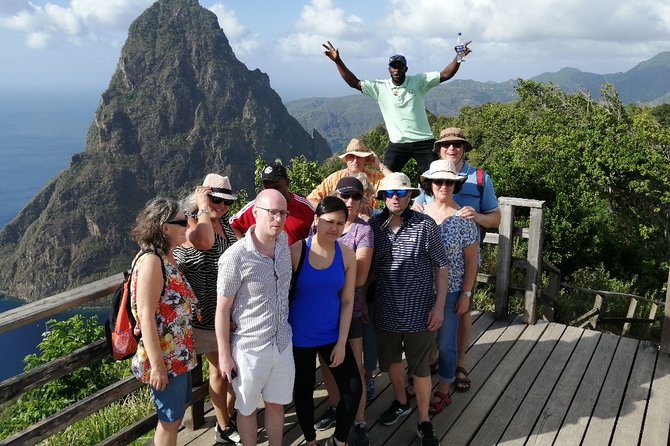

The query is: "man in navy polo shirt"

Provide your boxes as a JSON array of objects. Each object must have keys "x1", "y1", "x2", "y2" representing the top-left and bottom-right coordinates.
[{"x1": 369, "y1": 172, "x2": 448, "y2": 446}]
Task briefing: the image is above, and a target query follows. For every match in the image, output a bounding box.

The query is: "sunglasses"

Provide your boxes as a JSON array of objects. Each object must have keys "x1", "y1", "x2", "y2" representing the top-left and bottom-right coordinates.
[
  {"x1": 438, "y1": 141, "x2": 464, "y2": 149},
  {"x1": 166, "y1": 219, "x2": 188, "y2": 227},
  {"x1": 339, "y1": 192, "x2": 363, "y2": 201},
  {"x1": 208, "y1": 194, "x2": 235, "y2": 206},
  {"x1": 432, "y1": 179, "x2": 457, "y2": 187},
  {"x1": 383, "y1": 189, "x2": 410, "y2": 198}
]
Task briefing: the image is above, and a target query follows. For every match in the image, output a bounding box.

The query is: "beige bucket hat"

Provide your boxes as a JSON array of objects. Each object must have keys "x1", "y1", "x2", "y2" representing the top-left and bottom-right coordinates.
[
  {"x1": 338, "y1": 138, "x2": 374, "y2": 159},
  {"x1": 433, "y1": 127, "x2": 473, "y2": 152},
  {"x1": 375, "y1": 172, "x2": 420, "y2": 199},
  {"x1": 420, "y1": 160, "x2": 467, "y2": 183}
]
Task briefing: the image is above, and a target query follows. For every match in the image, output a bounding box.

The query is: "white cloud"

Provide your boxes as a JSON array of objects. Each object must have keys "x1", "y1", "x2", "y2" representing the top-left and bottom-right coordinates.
[
  {"x1": 0, "y1": 0, "x2": 151, "y2": 49},
  {"x1": 207, "y1": 3, "x2": 260, "y2": 57},
  {"x1": 277, "y1": 0, "x2": 370, "y2": 58}
]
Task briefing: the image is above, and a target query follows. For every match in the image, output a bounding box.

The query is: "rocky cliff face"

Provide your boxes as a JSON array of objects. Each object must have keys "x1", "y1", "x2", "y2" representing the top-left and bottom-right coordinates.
[{"x1": 0, "y1": 0, "x2": 330, "y2": 300}]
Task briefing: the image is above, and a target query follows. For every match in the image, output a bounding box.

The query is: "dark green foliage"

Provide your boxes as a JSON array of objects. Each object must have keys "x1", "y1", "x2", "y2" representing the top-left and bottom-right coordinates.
[{"x1": 0, "y1": 316, "x2": 128, "y2": 439}]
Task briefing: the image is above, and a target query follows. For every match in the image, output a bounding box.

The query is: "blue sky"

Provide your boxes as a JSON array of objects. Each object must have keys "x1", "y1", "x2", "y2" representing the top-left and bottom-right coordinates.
[{"x1": 1, "y1": 0, "x2": 670, "y2": 101}]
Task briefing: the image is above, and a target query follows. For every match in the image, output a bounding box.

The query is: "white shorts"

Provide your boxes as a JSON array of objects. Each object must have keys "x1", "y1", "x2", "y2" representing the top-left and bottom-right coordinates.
[{"x1": 232, "y1": 343, "x2": 295, "y2": 416}]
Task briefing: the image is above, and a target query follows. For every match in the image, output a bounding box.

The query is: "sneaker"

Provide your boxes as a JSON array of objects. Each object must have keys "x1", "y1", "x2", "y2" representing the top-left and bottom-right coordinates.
[
  {"x1": 416, "y1": 421, "x2": 440, "y2": 446},
  {"x1": 366, "y1": 378, "x2": 376, "y2": 400},
  {"x1": 378, "y1": 399, "x2": 411, "y2": 425},
  {"x1": 314, "y1": 405, "x2": 337, "y2": 431},
  {"x1": 351, "y1": 423, "x2": 370, "y2": 446},
  {"x1": 215, "y1": 422, "x2": 241, "y2": 444}
]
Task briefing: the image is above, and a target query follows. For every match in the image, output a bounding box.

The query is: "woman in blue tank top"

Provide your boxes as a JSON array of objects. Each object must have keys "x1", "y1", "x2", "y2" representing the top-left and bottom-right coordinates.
[{"x1": 289, "y1": 196, "x2": 361, "y2": 446}]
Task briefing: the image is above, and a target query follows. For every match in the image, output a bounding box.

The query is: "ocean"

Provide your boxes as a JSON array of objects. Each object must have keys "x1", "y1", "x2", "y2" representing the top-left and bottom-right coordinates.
[{"x1": 0, "y1": 89, "x2": 102, "y2": 380}]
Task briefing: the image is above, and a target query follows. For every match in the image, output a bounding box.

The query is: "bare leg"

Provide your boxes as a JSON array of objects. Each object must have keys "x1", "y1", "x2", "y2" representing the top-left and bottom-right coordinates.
[
  {"x1": 349, "y1": 338, "x2": 367, "y2": 423},
  {"x1": 412, "y1": 375, "x2": 432, "y2": 423},
  {"x1": 154, "y1": 419, "x2": 181, "y2": 446},
  {"x1": 204, "y1": 352, "x2": 232, "y2": 427},
  {"x1": 388, "y1": 361, "x2": 407, "y2": 405},
  {"x1": 318, "y1": 352, "x2": 340, "y2": 406},
  {"x1": 263, "y1": 402, "x2": 285, "y2": 446},
  {"x1": 237, "y1": 410, "x2": 258, "y2": 446}
]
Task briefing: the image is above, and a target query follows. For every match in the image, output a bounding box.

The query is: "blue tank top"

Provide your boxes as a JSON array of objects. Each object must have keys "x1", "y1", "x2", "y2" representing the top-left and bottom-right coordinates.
[{"x1": 289, "y1": 237, "x2": 345, "y2": 347}]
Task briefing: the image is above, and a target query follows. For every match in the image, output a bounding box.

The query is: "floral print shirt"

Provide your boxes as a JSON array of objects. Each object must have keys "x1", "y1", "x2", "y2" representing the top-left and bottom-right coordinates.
[
  {"x1": 130, "y1": 252, "x2": 199, "y2": 382},
  {"x1": 439, "y1": 216, "x2": 478, "y2": 292}
]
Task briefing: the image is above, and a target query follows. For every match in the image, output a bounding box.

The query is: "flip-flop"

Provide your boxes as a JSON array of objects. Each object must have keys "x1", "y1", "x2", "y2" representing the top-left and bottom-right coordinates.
[
  {"x1": 428, "y1": 390, "x2": 451, "y2": 414},
  {"x1": 455, "y1": 366, "x2": 471, "y2": 392}
]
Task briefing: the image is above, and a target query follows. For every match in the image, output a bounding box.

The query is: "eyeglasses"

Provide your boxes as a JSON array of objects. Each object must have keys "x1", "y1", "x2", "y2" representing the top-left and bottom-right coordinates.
[
  {"x1": 438, "y1": 142, "x2": 464, "y2": 149},
  {"x1": 256, "y1": 206, "x2": 290, "y2": 219},
  {"x1": 166, "y1": 219, "x2": 188, "y2": 227},
  {"x1": 432, "y1": 179, "x2": 457, "y2": 187},
  {"x1": 339, "y1": 192, "x2": 363, "y2": 201},
  {"x1": 383, "y1": 189, "x2": 410, "y2": 198},
  {"x1": 208, "y1": 194, "x2": 235, "y2": 206}
]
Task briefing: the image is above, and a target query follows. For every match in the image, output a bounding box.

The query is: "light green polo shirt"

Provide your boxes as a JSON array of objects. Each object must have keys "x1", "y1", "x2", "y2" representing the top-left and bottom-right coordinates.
[{"x1": 361, "y1": 71, "x2": 440, "y2": 143}]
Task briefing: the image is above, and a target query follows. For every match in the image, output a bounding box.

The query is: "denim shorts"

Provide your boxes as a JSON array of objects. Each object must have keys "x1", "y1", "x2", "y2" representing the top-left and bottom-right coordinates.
[{"x1": 151, "y1": 372, "x2": 192, "y2": 422}]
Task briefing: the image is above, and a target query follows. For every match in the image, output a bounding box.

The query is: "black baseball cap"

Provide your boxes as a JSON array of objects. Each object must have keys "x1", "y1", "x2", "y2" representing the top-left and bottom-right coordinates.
[
  {"x1": 261, "y1": 162, "x2": 288, "y2": 182},
  {"x1": 335, "y1": 176, "x2": 364, "y2": 196},
  {"x1": 388, "y1": 54, "x2": 407, "y2": 66}
]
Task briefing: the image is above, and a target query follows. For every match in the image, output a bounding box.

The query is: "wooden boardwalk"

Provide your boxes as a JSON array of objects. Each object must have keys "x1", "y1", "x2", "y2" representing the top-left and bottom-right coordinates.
[{"x1": 177, "y1": 311, "x2": 670, "y2": 446}]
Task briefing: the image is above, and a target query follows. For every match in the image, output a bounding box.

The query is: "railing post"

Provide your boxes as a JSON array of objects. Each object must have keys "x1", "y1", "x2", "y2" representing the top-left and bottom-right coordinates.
[
  {"x1": 494, "y1": 202, "x2": 514, "y2": 319},
  {"x1": 661, "y1": 268, "x2": 670, "y2": 354},
  {"x1": 524, "y1": 205, "x2": 545, "y2": 324},
  {"x1": 183, "y1": 354, "x2": 205, "y2": 430}
]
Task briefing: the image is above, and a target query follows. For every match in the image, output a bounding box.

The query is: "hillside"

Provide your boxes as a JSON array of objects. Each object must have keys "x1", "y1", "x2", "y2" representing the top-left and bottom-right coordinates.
[
  {"x1": 0, "y1": 0, "x2": 330, "y2": 300},
  {"x1": 287, "y1": 52, "x2": 670, "y2": 151}
]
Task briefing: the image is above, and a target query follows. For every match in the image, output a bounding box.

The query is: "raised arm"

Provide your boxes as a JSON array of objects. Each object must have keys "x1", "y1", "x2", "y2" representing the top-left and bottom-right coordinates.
[
  {"x1": 439, "y1": 40, "x2": 472, "y2": 83},
  {"x1": 323, "y1": 41, "x2": 362, "y2": 91}
]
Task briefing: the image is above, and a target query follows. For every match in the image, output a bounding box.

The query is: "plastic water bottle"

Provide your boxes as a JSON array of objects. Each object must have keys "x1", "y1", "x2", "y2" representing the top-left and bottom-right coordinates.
[{"x1": 456, "y1": 32, "x2": 466, "y2": 63}]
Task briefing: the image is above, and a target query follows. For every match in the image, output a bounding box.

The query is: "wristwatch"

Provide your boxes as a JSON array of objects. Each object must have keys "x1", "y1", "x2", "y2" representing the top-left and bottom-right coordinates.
[
  {"x1": 195, "y1": 208, "x2": 210, "y2": 218},
  {"x1": 463, "y1": 291, "x2": 472, "y2": 298}
]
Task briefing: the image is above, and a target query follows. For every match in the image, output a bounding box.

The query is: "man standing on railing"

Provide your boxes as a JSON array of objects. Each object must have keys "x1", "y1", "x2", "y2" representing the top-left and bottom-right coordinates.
[{"x1": 215, "y1": 189, "x2": 294, "y2": 446}]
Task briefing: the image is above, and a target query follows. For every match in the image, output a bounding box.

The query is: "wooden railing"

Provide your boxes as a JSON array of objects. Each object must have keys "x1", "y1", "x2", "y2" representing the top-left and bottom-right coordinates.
[{"x1": 0, "y1": 274, "x2": 208, "y2": 446}]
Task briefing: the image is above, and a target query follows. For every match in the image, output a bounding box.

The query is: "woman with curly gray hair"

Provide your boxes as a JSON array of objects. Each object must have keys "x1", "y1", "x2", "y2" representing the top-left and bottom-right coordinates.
[{"x1": 130, "y1": 197, "x2": 200, "y2": 446}]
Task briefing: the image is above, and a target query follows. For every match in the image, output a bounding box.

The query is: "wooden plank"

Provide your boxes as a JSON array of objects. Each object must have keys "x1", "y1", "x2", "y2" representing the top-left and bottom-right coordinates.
[
  {"x1": 550, "y1": 332, "x2": 620, "y2": 445},
  {"x1": 0, "y1": 339, "x2": 108, "y2": 404},
  {"x1": 524, "y1": 206, "x2": 544, "y2": 324},
  {"x1": 661, "y1": 267, "x2": 670, "y2": 354},
  {"x1": 610, "y1": 340, "x2": 658, "y2": 446},
  {"x1": 447, "y1": 321, "x2": 550, "y2": 446},
  {"x1": 581, "y1": 336, "x2": 639, "y2": 445},
  {"x1": 97, "y1": 412, "x2": 157, "y2": 446},
  {"x1": 387, "y1": 319, "x2": 528, "y2": 445},
  {"x1": 640, "y1": 352, "x2": 670, "y2": 446},
  {"x1": 1, "y1": 377, "x2": 142, "y2": 446},
  {"x1": 589, "y1": 294, "x2": 603, "y2": 329},
  {"x1": 0, "y1": 273, "x2": 123, "y2": 335},
  {"x1": 494, "y1": 203, "x2": 514, "y2": 319},
  {"x1": 622, "y1": 298, "x2": 638, "y2": 335},
  {"x1": 469, "y1": 323, "x2": 569, "y2": 446},
  {"x1": 498, "y1": 197, "x2": 545, "y2": 208},
  {"x1": 505, "y1": 327, "x2": 600, "y2": 445}
]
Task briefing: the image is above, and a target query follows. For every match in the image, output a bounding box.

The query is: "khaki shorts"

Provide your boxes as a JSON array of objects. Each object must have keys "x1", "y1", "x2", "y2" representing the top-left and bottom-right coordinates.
[
  {"x1": 193, "y1": 328, "x2": 218, "y2": 355},
  {"x1": 376, "y1": 329, "x2": 436, "y2": 378}
]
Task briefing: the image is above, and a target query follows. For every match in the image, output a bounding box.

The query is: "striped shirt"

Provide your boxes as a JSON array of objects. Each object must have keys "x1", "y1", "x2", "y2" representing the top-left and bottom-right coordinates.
[
  {"x1": 174, "y1": 216, "x2": 236, "y2": 330},
  {"x1": 370, "y1": 208, "x2": 448, "y2": 332},
  {"x1": 217, "y1": 227, "x2": 293, "y2": 352}
]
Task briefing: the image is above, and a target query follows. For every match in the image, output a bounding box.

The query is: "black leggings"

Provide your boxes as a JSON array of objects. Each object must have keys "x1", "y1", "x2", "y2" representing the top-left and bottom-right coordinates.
[
  {"x1": 384, "y1": 139, "x2": 437, "y2": 175},
  {"x1": 293, "y1": 342, "x2": 362, "y2": 443}
]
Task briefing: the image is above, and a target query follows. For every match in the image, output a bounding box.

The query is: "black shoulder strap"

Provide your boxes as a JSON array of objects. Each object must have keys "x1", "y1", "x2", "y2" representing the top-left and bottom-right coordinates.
[
  {"x1": 289, "y1": 240, "x2": 307, "y2": 302},
  {"x1": 138, "y1": 249, "x2": 167, "y2": 295}
]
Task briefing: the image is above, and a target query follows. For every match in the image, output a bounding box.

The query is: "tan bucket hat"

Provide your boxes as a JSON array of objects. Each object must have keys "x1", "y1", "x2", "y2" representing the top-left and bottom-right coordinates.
[
  {"x1": 420, "y1": 160, "x2": 467, "y2": 183},
  {"x1": 202, "y1": 173, "x2": 237, "y2": 200},
  {"x1": 375, "y1": 172, "x2": 420, "y2": 199},
  {"x1": 338, "y1": 138, "x2": 374, "y2": 159},
  {"x1": 434, "y1": 127, "x2": 473, "y2": 152}
]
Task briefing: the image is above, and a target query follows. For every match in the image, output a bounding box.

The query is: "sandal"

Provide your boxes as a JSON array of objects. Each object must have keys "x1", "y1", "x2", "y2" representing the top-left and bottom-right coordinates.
[
  {"x1": 455, "y1": 366, "x2": 471, "y2": 392},
  {"x1": 428, "y1": 390, "x2": 451, "y2": 414}
]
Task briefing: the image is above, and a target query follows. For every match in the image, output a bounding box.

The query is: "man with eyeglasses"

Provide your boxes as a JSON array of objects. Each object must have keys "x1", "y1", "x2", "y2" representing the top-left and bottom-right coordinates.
[
  {"x1": 323, "y1": 41, "x2": 471, "y2": 174},
  {"x1": 368, "y1": 172, "x2": 448, "y2": 446},
  {"x1": 413, "y1": 127, "x2": 500, "y2": 393},
  {"x1": 230, "y1": 162, "x2": 315, "y2": 245},
  {"x1": 216, "y1": 188, "x2": 295, "y2": 446}
]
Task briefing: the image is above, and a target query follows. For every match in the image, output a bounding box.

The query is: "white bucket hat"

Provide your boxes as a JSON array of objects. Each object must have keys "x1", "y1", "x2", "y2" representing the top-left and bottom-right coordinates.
[
  {"x1": 375, "y1": 172, "x2": 420, "y2": 199},
  {"x1": 202, "y1": 173, "x2": 237, "y2": 200},
  {"x1": 420, "y1": 160, "x2": 467, "y2": 183}
]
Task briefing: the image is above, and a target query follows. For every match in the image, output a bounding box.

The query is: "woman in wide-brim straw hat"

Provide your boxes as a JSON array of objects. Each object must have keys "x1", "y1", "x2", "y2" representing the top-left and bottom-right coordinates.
[
  {"x1": 174, "y1": 173, "x2": 240, "y2": 444},
  {"x1": 419, "y1": 159, "x2": 478, "y2": 414},
  {"x1": 307, "y1": 138, "x2": 392, "y2": 213}
]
